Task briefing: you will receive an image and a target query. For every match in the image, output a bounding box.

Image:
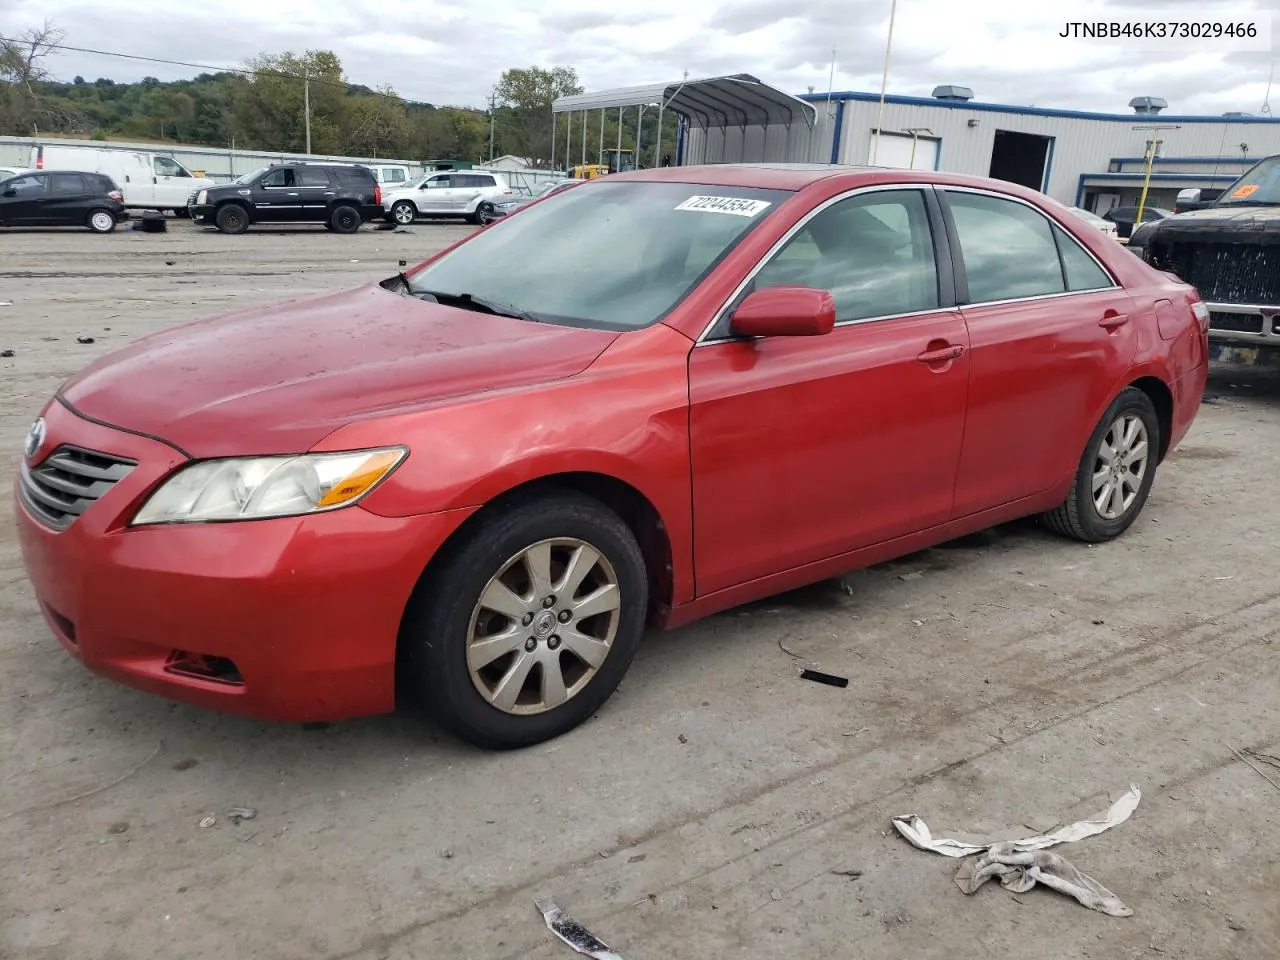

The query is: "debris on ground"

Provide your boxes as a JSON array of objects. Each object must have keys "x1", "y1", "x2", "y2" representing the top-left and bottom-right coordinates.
[
  {"x1": 831, "y1": 868, "x2": 863, "y2": 879},
  {"x1": 893, "y1": 785, "x2": 1141, "y2": 916},
  {"x1": 76, "y1": 337, "x2": 95, "y2": 344},
  {"x1": 1229, "y1": 745, "x2": 1280, "y2": 793},
  {"x1": 534, "y1": 898, "x2": 625, "y2": 959},
  {"x1": 898, "y1": 571, "x2": 924, "y2": 582},
  {"x1": 107, "y1": 821, "x2": 129, "y2": 834},
  {"x1": 227, "y1": 807, "x2": 257, "y2": 825},
  {"x1": 0, "y1": 349, "x2": 13, "y2": 357},
  {"x1": 800, "y1": 669, "x2": 849, "y2": 688},
  {"x1": 393, "y1": 227, "x2": 414, "y2": 234},
  {"x1": 198, "y1": 815, "x2": 216, "y2": 829},
  {"x1": 954, "y1": 843, "x2": 1132, "y2": 916},
  {"x1": 778, "y1": 639, "x2": 803, "y2": 659}
]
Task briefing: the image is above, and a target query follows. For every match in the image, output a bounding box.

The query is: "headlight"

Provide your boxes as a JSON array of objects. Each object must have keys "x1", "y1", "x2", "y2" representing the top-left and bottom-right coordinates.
[
  {"x1": 196, "y1": 190, "x2": 208, "y2": 204},
  {"x1": 130, "y1": 447, "x2": 407, "y2": 525}
]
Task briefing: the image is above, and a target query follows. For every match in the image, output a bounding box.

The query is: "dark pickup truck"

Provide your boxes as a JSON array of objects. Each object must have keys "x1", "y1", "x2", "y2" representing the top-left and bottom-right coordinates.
[{"x1": 1129, "y1": 153, "x2": 1280, "y2": 362}]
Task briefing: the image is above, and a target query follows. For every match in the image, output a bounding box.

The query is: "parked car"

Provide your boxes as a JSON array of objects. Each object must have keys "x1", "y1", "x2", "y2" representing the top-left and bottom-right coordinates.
[
  {"x1": 1130, "y1": 152, "x2": 1280, "y2": 361},
  {"x1": 20, "y1": 143, "x2": 215, "y2": 214},
  {"x1": 1067, "y1": 206, "x2": 1119, "y2": 239},
  {"x1": 382, "y1": 170, "x2": 510, "y2": 225},
  {"x1": 367, "y1": 163, "x2": 413, "y2": 191},
  {"x1": 476, "y1": 179, "x2": 581, "y2": 223},
  {"x1": 189, "y1": 162, "x2": 382, "y2": 234},
  {"x1": 0, "y1": 166, "x2": 22, "y2": 179},
  {"x1": 1102, "y1": 204, "x2": 1174, "y2": 240},
  {"x1": 13, "y1": 165, "x2": 1208, "y2": 749},
  {"x1": 0, "y1": 169, "x2": 126, "y2": 232}
]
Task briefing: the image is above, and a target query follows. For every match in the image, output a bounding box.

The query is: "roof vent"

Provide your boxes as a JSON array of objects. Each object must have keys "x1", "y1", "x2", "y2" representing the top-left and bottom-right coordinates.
[
  {"x1": 1129, "y1": 96, "x2": 1168, "y2": 114},
  {"x1": 932, "y1": 85, "x2": 974, "y2": 102}
]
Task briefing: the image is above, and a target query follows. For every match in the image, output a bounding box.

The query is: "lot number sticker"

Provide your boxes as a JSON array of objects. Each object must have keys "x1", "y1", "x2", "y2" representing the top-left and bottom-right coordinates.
[
  {"x1": 675, "y1": 195, "x2": 773, "y2": 217},
  {"x1": 1231, "y1": 184, "x2": 1260, "y2": 199}
]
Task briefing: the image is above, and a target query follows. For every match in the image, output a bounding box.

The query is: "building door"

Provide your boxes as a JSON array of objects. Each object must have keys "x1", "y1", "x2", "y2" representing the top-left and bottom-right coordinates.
[
  {"x1": 988, "y1": 130, "x2": 1054, "y2": 191},
  {"x1": 866, "y1": 131, "x2": 939, "y2": 170}
]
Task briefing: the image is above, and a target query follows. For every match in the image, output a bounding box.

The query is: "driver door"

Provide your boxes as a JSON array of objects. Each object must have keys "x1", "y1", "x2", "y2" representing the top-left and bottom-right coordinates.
[
  {"x1": 151, "y1": 155, "x2": 193, "y2": 208},
  {"x1": 419, "y1": 174, "x2": 459, "y2": 214},
  {"x1": 687, "y1": 187, "x2": 971, "y2": 595},
  {"x1": 254, "y1": 168, "x2": 299, "y2": 221},
  {"x1": 0, "y1": 173, "x2": 50, "y2": 224}
]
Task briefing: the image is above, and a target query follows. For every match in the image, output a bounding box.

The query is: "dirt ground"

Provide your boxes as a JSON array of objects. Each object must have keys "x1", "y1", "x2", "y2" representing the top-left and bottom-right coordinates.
[{"x1": 1, "y1": 222, "x2": 1278, "y2": 960}]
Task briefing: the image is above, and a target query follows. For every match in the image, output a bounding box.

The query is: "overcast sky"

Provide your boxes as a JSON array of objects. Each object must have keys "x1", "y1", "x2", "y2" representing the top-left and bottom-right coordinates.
[{"x1": 6, "y1": 0, "x2": 1278, "y2": 115}]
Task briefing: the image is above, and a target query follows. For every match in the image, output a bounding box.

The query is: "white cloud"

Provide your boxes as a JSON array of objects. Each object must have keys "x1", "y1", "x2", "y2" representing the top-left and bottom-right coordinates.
[{"x1": 6, "y1": 0, "x2": 1278, "y2": 114}]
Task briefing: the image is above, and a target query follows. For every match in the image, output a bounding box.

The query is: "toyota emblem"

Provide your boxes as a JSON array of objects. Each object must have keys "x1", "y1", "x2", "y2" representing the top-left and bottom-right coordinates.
[{"x1": 24, "y1": 417, "x2": 46, "y2": 460}]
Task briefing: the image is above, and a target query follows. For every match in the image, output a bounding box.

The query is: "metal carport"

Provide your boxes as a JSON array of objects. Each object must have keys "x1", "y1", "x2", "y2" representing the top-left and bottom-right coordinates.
[{"x1": 550, "y1": 74, "x2": 818, "y2": 171}]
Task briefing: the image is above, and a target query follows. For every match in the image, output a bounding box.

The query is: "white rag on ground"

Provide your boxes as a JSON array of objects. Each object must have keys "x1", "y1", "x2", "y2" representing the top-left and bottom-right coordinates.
[{"x1": 891, "y1": 784, "x2": 1141, "y2": 917}]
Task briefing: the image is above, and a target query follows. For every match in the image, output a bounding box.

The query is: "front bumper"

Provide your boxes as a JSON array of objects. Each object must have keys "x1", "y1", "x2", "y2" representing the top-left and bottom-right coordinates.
[
  {"x1": 1204, "y1": 303, "x2": 1280, "y2": 348},
  {"x1": 189, "y1": 202, "x2": 215, "y2": 221},
  {"x1": 13, "y1": 400, "x2": 468, "y2": 722}
]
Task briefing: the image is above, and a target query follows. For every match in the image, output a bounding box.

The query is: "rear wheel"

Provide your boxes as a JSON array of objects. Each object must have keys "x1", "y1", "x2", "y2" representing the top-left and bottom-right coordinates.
[
  {"x1": 391, "y1": 200, "x2": 417, "y2": 225},
  {"x1": 1042, "y1": 387, "x2": 1160, "y2": 542},
  {"x1": 215, "y1": 204, "x2": 249, "y2": 234},
  {"x1": 330, "y1": 204, "x2": 361, "y2": 234},
  {"x1": 476, "y1": 202, "x2": 497, "y2": 225},
  {"x1": 86, "y1": 209, "x2": 116, "y2": 233},
  {"x1": 399, "y1": 492, "x2": 648, "y2": 749}
]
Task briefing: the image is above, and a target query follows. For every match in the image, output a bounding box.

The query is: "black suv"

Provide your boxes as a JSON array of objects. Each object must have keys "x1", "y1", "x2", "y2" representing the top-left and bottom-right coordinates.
[
  {"x1": 0, "y1": 170, "x2": 126, "y2": 233},
  {"x1": 189, "y1": 162, "x2": 382, "y2": 234}
]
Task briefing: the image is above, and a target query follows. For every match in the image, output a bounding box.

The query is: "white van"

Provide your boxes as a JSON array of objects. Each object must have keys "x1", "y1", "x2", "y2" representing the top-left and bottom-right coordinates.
[
  {"x1": 29, "y1": 144, "x2": 216, "y2": 213},
  {"x1": 367, "y1": 163, "x2": 413, "y2": 190}
]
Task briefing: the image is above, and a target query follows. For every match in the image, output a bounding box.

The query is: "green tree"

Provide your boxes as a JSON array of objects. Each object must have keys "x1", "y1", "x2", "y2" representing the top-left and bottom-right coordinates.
[
  {"x1": 236, "y1": 50, "x2": 345, "y2": 153},
  {"x1": 494, "y1": 66, "x2": 583, "y2": 167}
]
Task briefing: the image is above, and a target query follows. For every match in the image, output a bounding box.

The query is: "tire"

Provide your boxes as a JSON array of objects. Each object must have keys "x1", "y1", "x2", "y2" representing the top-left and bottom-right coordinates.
[
  {"x1": 465, "y1": 203, "x2": 485, "y2": 225},
  {"x1": 476, "y1": 202, "x2": 497, "y2": 225},
  {"x1": 86, "y1": 209, "x2": 116, "y2": 233},
  {"x1": 215, "y1": 204, "x2": 249, "y2": 234},
  {"x1": 1042, "y1": 386, "x2": 1160, "y2": 543},
  {"x1": 390, "y1": 200, "x2": 417, "y2": 226},
  {"x1": 330, "y1": 204, "x2": 361, "y2": 234},
  {"x1": 400, "y1": 492, "x2": 649, "y2": 749}
]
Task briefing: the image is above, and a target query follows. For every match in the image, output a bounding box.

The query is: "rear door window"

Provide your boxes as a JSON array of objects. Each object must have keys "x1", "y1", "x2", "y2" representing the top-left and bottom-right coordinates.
[
  {"x1": 945, "y1": 191, "x2": 1066, "y2": 303},
  {"x1": 296, "y1": 167, "x2": 332, "y2": 187},
  {"x1": 51, "y1": 173, "x2": 90, "y2": 195}
]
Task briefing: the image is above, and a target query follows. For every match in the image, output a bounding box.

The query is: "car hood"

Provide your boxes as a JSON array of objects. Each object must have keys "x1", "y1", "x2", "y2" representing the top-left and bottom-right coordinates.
[{"x1": 58, "y1": 283, "x2": 619, "y2": 458}]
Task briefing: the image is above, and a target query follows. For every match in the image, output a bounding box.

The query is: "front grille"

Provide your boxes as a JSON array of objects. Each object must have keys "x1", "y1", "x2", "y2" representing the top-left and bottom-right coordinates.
[
  {"x1": 1209, "y1": 311, "x2": 1264, "y2": 334},
  {"x1": 1148, "y1": 241, "x2": 1280, "y2": 306},
  {"x1": 19, "y1": 445, "x2": 136, "y2": 531}
]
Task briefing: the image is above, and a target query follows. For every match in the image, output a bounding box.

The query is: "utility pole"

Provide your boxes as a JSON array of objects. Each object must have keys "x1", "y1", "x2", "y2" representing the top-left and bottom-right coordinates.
[
  {"x1": 1133, "y1": 124, "x2": 1180, "y2": 225},
  {"x1": 304, "y1": 72, "x2": 312, "y2": 154},
  {"x1": 488, "y1": 91, "x2": 497, "y2": 162},
  {"x1": 871, "y1": 0, "x2": 898, "y2": 165}
]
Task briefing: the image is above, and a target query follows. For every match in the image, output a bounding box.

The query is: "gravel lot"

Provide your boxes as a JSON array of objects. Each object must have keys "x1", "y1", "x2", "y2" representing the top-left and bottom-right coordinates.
[{"x1": 2, "y1": 222, "x2": 1278, "y2": 960}]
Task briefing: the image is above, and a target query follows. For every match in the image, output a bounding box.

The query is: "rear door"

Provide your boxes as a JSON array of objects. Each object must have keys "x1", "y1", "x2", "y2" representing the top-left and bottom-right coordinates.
[
  {"x1": 939, "y1": 187, "x2": 1137, "y2": 517},
  {"x1": 46, "y1": 172, "x2": 93, "y2": 225},
  {"x1": 295, "y1": 165, "x2": 334, "y2": 217}
]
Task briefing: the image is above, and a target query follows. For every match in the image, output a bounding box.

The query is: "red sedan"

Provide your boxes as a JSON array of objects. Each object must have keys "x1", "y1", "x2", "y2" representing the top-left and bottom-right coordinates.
[{"x1": 13, "y1": 164, "x2": 1209, "y2": 749}]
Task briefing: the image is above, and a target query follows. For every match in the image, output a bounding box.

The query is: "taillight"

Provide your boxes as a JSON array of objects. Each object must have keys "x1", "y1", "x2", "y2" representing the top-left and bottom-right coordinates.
[
  {"x1": 108, "y1": 190, "x2": 123, "y2": 203},
  {"x1": 374, "y1": 185, "x2": 382, "y2": 205}
]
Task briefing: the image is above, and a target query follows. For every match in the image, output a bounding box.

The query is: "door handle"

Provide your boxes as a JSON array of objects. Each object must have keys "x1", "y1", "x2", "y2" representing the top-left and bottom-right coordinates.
[
  {"x1": 916, "y1": 344, "x2": 965, "y2": 364},
  {"x1": 287, "y1": 192, "x2": 299, "y2": 196},
  {"x1": 1099, "y1": 313, "x2": 1129, "y2": 330}
]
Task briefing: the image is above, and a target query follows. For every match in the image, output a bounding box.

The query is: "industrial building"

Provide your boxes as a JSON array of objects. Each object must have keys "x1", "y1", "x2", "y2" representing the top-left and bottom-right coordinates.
[{"x1": 553, "y1": 76, "x2": 1280, "y2": 213}]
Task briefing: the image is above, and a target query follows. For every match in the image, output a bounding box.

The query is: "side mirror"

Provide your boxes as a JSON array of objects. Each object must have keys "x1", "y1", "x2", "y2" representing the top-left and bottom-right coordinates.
[{"x1": 729, "y1": 286, "x2": 836, "y2": 338}]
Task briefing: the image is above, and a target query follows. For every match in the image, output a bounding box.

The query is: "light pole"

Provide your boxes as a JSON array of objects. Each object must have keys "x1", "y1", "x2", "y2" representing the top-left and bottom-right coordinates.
[
  {"x1": 637, "y1": 102, "x2": 658, "y2": 167},
  {"x1": 871, "y1": 0, "x2": 898, "y2": 165},
  {"x1": 1133, "y1": 124, "x2": 1180, "y2": 225}
]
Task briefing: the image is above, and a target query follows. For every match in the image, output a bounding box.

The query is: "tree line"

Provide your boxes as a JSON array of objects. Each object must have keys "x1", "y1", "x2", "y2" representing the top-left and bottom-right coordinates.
[{"x1": 0, "y1": 23, "x2": 678, "y2": 168}]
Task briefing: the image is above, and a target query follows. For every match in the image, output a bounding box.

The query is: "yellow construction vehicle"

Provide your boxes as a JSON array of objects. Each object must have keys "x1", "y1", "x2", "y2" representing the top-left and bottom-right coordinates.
[{"x1": 567, "y1": 149, "x2": 638, "y2": 180}]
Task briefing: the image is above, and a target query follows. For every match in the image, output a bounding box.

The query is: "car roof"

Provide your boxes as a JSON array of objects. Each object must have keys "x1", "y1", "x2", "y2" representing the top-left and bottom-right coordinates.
[{"x1": 613, "y1": 162, "x2": 1061, "y2": 198}]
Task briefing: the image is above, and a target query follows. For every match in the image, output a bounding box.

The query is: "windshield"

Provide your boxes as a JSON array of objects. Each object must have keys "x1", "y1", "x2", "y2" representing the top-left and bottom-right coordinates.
[
  {"x1": 234, "y1": 167, "x2": 267, "y2": 185},
  {"x1": 1214, "y1": 155, "x2": 1280, "y2": 206},
  {"x1": 405, "y1": 180, "x2": 790, "y2": 330}
]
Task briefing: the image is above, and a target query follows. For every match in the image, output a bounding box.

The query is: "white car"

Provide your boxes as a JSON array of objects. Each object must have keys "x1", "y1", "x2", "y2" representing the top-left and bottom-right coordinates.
[
  {"x1": 382, "y1": 170, "x2": 512, "y2": 225},
  {"x1": 1068, "y1": 206, "x2": 1119, "y2": 239}
]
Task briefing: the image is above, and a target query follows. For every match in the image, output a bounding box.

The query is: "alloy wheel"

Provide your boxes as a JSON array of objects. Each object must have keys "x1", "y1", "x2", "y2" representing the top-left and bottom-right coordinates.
[
  {"x1": 1092, "y1": 414, "x2": 1150, "y2": 520},
  {"x1": 466, "y1": 538, "x2": 621, "y2": 715}
]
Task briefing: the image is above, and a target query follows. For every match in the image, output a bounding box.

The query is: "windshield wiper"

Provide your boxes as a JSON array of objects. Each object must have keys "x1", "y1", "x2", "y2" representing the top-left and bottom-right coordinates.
[{"x1": 412, "y1": 288, "x2": 542, "y2": 322}]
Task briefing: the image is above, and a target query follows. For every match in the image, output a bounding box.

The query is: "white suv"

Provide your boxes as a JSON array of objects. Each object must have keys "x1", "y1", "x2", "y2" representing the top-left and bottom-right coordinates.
[{"x1": 383, "y1": 170, "x2": 511, "y2": 225}]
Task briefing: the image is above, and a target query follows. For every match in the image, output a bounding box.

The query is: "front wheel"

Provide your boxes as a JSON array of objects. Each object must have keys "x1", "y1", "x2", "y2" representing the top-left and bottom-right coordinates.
[
  {"x1": 87, "y1": 209, "x2": 117, "y2": 233},
  {"x1": 476, "y1": 202, "x2": 496, "y2": 225},
  {"x1": 1042, "y1": 386, "x2": 1160, "y2": 542},
  {"x1": 391, "y1": 200, "x2": 417, "y2": 225},
  {"x1": 215, "y1": 204, "x2": 249, "y2": 234},
  {"x1": 400, "y1": 492, "x2": 649, "y2": 749}
]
